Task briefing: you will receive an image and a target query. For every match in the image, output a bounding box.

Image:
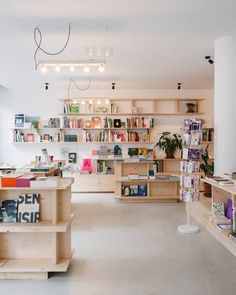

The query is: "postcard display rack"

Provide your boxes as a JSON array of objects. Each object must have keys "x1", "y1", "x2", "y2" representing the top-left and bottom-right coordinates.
[{"x1": 178, "y1": 119, "x2": 202, "y2": 234}]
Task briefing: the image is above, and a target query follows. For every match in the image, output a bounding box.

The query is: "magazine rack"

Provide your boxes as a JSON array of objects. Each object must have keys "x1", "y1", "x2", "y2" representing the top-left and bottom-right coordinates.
[{"x1": 178, "y1": 119, "x2": 202, "y2": 234}]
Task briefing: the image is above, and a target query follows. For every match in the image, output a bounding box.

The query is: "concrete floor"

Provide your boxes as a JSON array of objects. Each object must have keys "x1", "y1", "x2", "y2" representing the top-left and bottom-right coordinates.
[{"x1": 0, "y1": 193, "x2": 236, "y2": 295}]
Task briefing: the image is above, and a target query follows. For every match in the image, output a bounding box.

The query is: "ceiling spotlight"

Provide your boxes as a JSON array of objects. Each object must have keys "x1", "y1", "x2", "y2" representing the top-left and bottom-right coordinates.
[
  {"x1": 177, "y1": 82, "x2": 182, "y2": 90},
  {"x1": 55, "y1": 65, "x2": 61, "y2": 72},
  {"x1": 112, "y1": 82, "x2": 116, "y2": 90},
  {"x1": 81, "y1": 100, "x2": 85, "y2": 105},
  {"x1": 205, "y1": 56, "x2": 214, "y2": 64},
  {"x1": 70, "y1": 66, "x2": 75, "y2": 72},
  {"x1": 98, "y1": 64, "x2": 105, "y2": 73},
  {"x1": 105, "y1": 99, "x2": 109, "y2": 104},
  {"x1": 84, "y1": 65, "x2": 90, "y2": 73},
  {"x1": 97, "y1": 100, "x2": 101, "y2": 105},
  {"x1": 89, "y1": 100, "x2": 93, "y2": 104},
  {"x1": 72, "y1": 99, "x2": 77, "y2": 104},
  {"x1": 41, "y1": 65, "x2": 47, "y2": 73}
]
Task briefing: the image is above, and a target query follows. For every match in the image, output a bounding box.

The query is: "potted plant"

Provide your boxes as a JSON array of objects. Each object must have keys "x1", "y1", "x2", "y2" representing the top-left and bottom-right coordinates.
[
  {"x1": 200, "y1": 145, "x2": 214, "y2": 197},
  {"x1": 154, "y1": 132, "x2": 182, "y2": 159}
]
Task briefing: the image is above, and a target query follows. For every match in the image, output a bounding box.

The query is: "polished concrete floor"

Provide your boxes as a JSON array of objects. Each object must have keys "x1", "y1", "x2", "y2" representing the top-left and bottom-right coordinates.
[{"x1": 1, "y1": 193, "x2": 236, "y2": 295}]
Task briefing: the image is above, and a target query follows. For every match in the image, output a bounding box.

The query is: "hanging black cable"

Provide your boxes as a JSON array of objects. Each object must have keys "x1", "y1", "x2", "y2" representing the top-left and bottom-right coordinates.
[
  {"x1": 33, "y1": 24, "x2": 71, "y2": 69},
  {"x1": 67, "y1": 78, "x2": 92, "y2": 98}
]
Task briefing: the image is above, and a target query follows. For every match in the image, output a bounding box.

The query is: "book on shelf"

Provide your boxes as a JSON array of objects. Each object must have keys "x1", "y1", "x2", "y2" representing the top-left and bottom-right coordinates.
[
  {"x1": 121, "y1": 184, "x2": 147, "y2": 197},
  {"x1": 0, "y1": 200, "x2": 18, "y2": 223},
  {"x1": 17, "y1": 193, "x2": 40, "y2": 223},
  {"x1": 212, "y1": 202, "x2": 225, "y2": 218},
  {"x1": 228, "y1": 232, "x2": 236, "y2": 241},
  {"x1": 30, "y1": 177, "x2": 59, "y2": 188},
  {"x1": 216, "y1": 224, "x2": 232, "y2": 231},
  {"x1": 209, "y1": 215, "x2": 231, "y2": 225}
]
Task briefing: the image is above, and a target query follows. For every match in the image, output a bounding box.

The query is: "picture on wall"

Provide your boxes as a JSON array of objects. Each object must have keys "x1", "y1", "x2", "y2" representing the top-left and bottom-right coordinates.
[
  {"x1": 14, "y1": 114, "x2": 25, "y2": 128},
  {"x1": 68, "y1": 152, "x2": 77, "y2": 164}
]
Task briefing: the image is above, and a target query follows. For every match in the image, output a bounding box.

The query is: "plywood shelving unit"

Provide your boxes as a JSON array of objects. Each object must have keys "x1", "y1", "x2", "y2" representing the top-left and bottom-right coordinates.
[
  {"x1": 0, "y1": 178, "x2": 74, "y2": 279},
  {"x1": 190, "y1": 178, "x2": 236, "y2": 256},
  {"x1": 114, "y1": 161, "x2": 179, "y2": 202}
]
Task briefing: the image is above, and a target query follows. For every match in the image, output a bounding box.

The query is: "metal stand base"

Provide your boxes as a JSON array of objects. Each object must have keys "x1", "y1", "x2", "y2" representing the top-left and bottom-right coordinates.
[{"x1": 178, "y1": 224, "x2": 199, "y2": 234}]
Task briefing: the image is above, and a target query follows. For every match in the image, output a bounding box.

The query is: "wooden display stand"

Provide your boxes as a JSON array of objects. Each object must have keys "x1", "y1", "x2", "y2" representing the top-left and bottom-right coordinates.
[
  {"x1": 190, "y1": 178, "x2": 236, "y2": 256},
  {"x1": 0, "y1": 177, "x2": 74, "y2": 279},
  {"x1": 114, "y1": 161, "x2": 179, "y2": 202}
]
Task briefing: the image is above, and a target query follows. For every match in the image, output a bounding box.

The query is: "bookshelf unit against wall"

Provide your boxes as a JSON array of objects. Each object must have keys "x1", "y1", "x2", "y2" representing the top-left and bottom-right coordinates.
[
  {"x1": 60, "y1": 97, "x2": 205, "y2": 116},
  {"x1": 0, "y1": 178, "x2": 74, "y2": 279},
  {"x1": 114, "y1": 161, "x2": 179, "y2": 202}
]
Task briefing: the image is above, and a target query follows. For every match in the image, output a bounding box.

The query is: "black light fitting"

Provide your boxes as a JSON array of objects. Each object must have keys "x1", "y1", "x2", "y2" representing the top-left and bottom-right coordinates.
[
  {"x1": 177, "y1": 82, "x2": 182, "y2": 90},
  {"x1": 112, "y1": 82, "x2": 116, "y2": 90},
  {"x1": 205, "y1": 56, "x2": 214, "y2": 64}
]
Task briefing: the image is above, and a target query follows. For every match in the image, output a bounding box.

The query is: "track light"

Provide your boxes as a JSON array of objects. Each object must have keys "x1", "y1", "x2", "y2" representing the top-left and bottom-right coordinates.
[
  {"x1": 98, "y1": 64, "x2": 105, "y2": 73},
  {"x1": 112, "y1": 82, "x2": 116, "y2": 90},
  {"x1": 81, "y1": 100, "x2": 85, "y2": 105},
  {"x1": 41, "y1": 65, "x2": 47, "y2": 73},
  {"x1": 84, "y1": 65, "x2": 90, "y2": 73},
  {"x1": 205, "y1": 56, "x2": 214, "y2": 64},
  {"x1": 55, "y1": 65, "x2": 61, "y2": 72},
  {"x1": 177, "y1": 82, "x2": 182, "y2": 90},
  {"x1": 97, "y1": 100, "x2": 101, "y2": 105},
  {"x1": 89, "y1": 100, "x2": 93, "y2": 104}
]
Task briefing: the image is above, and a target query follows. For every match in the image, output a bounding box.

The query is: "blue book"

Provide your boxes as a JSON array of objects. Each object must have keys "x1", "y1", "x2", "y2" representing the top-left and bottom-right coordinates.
[
  {"x1": 0, "y1": 200, "x2": 18, "y2": 223},
  {"x1": 138, "y1": 185, "x2": 147, "y2": 196}
]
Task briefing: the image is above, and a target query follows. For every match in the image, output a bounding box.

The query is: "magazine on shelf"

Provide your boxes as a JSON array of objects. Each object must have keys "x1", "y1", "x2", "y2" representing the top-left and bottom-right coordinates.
[
  {"x1": 0, "y1": 200, "x2": 18, "y2": 222},
  {"x1": 17, "y1": 193, "x2": 40, "y2": 223}
]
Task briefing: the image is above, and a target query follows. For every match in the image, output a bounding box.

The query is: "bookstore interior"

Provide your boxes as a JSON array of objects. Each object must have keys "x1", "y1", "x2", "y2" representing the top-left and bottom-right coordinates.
[{"x1": 0, "y1": 1, "x2": 236, "y2": 294}]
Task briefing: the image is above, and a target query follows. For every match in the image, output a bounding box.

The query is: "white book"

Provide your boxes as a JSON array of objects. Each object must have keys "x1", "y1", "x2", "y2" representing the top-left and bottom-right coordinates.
[{"x1": 30, "y1": 177, "x2": 58, "y2": 188}]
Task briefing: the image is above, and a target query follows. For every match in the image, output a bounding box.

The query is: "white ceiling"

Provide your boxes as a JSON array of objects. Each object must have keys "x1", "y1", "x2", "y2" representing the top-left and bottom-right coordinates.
[{"x1": 1, "y1": 0, "x2": 236, "y2": 89}]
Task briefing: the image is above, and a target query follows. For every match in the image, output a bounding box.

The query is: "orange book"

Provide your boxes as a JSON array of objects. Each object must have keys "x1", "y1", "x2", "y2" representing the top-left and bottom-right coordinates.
[{"x1": 1, "y1": 174, "x2": 22, "y2": 187}]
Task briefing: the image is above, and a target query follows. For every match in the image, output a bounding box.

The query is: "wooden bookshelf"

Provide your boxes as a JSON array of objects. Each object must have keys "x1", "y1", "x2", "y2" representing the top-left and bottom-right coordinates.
[
  {"x1": 190, "y1": 178, "x2": 236, "y2": 256},
  {"x1": 114, "y1": 161, "x2": 179, "y2": 202},
  {"x1": 0, "y1": 178, "x2": 74, "y2": 279}
]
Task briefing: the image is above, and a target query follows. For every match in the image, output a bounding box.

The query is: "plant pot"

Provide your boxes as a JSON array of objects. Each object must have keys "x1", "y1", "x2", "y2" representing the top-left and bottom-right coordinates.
[
  {"x1": 203, "y1": 182, "x2": 212, "y2": 198},
  {"x1": 165, "y1": 150, "x2": 175, "y2": 159}
]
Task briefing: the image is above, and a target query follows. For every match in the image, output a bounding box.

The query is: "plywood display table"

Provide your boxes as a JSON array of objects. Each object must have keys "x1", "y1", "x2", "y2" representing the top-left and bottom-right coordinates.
[
  {"x1": 0, "y1": 177, "x2": 74, "y2": 279},
  {"x1": 190, "y1": 178, "x2": 236, "y2": 256}
]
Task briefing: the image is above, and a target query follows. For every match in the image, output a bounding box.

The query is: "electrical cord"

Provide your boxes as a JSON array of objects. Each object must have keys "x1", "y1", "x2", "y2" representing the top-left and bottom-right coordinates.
[
  {"x1": 34, "y1": 24, "x2": 71, "y2": 69},
  {"x1": 67, "y1": 78, "x2": 92, "y2": 98}
]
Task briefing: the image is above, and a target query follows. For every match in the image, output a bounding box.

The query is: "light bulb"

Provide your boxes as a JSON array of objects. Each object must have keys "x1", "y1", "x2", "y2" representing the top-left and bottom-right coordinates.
[
  {"x1": 105, "y1": 99, "x2": 109, "y2": 104},
  {"x1": 105, "y1": 51, "x2": 110, "y2": 57},
  {"x1": 98, "y1": 65, "x2": 105, "y2": 73},
  {"x1": 84, "y1": 65, "x2": 90, "y2": 73},
  {"x1": 81, "y1": 100, "x2": 85, "y2": 105},
  {"x1": 55, "y1": 65, "x2": 61, "y2": 72},
  {"x1": 73, "y1": 100, "x2": 77, "y2": 104},
  {"x1": 89, "y1": 100, "x2": 93, "y2": 104},
  {"x1": 97, "y1": 100, "x2": 101, "y2": 105},
  {"x1": 70, "y1": 66, "x2": 75, "y2": 72},
  {"x1": 41, "y1": 65, "x2": 47, "y2": 73}
]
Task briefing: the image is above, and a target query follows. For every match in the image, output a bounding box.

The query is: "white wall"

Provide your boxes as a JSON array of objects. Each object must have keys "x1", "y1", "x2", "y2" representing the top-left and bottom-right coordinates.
[{"x1": 0, "y1": 86, "x2": 213, "y2": 167}]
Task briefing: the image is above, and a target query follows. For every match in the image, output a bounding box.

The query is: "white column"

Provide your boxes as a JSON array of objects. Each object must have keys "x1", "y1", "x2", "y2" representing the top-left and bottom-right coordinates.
[{"x1": 214, "y1": 36, "x2": 236, "y2": 176}]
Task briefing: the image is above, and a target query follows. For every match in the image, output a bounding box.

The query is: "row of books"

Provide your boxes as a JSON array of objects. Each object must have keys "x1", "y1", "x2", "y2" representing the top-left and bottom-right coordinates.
[
  {"x1": 62, "y1": 116, "x2": 154, "y2": 129},
  {"x1": 180, "y1": 161, "x2": 200, "y2": 173},
  {"x1": 180, "y1": 175, "x2": 200, "y2": 188},
  {"x1": 64, "y1": 102, "x2": 80, "y2": 114},
  {"x1": 81, "y1": 130, "x2": 150, "y2": 143},
  {"x1": 0, "y1": 194, "x2": 40, "y2": 223},
  {"x1": 122, "y1": 184, "x2": 147, "y2": 196},
  {"x1": 0, "y1": 175, "x2": 59, "y2": 188}
]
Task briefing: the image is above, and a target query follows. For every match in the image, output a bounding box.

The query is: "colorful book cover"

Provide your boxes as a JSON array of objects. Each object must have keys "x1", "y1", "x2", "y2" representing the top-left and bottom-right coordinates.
[
  {"x1": 122, "y1": 185, "x2": 130, "y2": 196},
  {"x1": 138, "y1": 185, "x2": 147, "y2": 196},
  {"x1": 0, "y1": 200, "x2": 18, "y2": 223},
  {"x1": 17, "y1": 194, "x2": 40, "y2": 223},
  {"x1": 213, "y1": 202, "x2": 225, "y2": 217},
  {"x1": 129, "y1": 185, "x2": 139, "y2": 196}
]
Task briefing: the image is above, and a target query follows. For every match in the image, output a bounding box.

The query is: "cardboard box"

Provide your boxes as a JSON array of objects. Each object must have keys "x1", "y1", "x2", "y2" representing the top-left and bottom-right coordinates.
[{"x1": 16, "y1": 175, "x2": 37, "y2": 187}]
